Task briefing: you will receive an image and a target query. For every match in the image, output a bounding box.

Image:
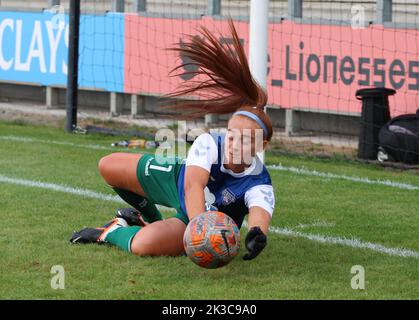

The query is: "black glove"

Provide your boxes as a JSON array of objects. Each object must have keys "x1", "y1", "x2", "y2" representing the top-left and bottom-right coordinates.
[{"x1": 243, "y1": 227, "x2": 267, "y2": 261}]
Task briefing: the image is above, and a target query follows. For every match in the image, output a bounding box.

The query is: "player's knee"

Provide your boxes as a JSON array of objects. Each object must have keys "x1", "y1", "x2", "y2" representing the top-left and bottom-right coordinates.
[
  {"x1": 98, "y1": 154, "x2": 111, "y2": 178},
  {"x1": 130, "y1": 237, "x2": 155, "y2": 257},
  {"x1": 98, "y1": 153, "x2": 122, "y2": 184}
]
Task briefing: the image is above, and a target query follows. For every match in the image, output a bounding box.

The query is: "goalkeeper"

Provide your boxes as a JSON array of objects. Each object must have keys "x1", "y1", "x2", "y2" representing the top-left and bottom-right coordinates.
[{"x1": 70, "y1": 20, "x2": 276, "y2": 261}]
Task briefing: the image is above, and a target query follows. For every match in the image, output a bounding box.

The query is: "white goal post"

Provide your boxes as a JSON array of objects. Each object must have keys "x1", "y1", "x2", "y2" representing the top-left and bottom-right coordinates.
[{"x1": 249, "y1": 0, "x2": 269, "y2": 163}]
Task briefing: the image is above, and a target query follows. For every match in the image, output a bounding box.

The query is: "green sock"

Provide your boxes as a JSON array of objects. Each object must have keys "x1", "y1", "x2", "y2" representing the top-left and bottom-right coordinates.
[
  {"x1": 113, "y1": 188, "x2": 163, "y2": 223},
  {"x1": 104, "y1": 226, "x2": 141, "y2": 252}
]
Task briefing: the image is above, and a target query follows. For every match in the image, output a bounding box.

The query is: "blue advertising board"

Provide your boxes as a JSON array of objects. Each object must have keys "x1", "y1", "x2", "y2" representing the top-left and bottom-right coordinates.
[{"x1": 0, "y1": 11, "x2": 124, "y2": 92}]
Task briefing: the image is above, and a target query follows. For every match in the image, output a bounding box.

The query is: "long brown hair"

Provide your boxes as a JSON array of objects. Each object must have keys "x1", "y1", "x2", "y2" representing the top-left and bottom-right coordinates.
[{"x1": 165, "y1": 19, "x2": 273, "y2": 141}]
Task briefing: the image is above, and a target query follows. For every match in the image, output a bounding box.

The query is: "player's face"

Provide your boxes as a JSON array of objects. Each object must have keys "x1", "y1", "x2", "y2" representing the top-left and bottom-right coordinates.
[{"x1": 225, "y1": 115, "x2": 267, "y2": 167}]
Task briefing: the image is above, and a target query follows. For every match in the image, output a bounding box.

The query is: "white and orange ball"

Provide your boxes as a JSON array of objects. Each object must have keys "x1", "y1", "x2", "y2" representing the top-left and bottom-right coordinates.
[{"x1": 183, "y1": 211, "x2": 240, "y2": 269}]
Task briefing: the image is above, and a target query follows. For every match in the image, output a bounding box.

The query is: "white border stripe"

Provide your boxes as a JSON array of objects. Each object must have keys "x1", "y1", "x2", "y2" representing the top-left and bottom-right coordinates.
[
  {"x1": 1, "y1": 174, "x2": 418, "y2": 260},
  {"x1": 267, "y1": 164, "x2": 419, "y2": 191}
]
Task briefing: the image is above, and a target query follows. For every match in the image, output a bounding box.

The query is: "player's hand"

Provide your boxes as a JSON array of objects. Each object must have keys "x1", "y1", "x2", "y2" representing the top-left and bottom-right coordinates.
[{"x1": 243, "y1": 227, "x2": 267, "y2": 261}]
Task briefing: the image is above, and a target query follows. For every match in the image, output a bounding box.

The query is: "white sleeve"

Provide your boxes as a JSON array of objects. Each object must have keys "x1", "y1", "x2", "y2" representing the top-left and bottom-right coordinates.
[
  {"x1": 244, "y1": 184, "x2": 275, "y2": 216},
  {"x1": 185, "y1": 133, "x2": 218, "y2": 173}
]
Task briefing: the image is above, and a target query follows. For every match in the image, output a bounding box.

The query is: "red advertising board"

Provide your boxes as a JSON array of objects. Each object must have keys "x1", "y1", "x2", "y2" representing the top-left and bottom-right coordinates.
[{"x1": 125, "y1": 16, "x2": 419, "y2": 116}]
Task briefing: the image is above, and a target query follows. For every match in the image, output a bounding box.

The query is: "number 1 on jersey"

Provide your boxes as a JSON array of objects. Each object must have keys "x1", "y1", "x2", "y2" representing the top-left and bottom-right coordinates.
[{"x1": 149, "y1": 164, "x2": 173, "y2": 172}]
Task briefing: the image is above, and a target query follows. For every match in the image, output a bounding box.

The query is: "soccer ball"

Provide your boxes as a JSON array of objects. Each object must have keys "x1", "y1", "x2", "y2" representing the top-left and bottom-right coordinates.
[{"x1": 183, "y1": 211, "x2": 240, "y2": 269}]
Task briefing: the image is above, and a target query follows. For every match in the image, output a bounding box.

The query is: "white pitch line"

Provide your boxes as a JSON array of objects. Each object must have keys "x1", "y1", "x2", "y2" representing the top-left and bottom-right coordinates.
[
  {"x1": 0, "y1": 174, "x2": 124, "y2": 203},
  {"x1": 0, "y1": 174, "x2": 174, "y2": 213},
  {"x1": 1, "y1": 134, "x2": 418, "y2": 191},
  {"x1": 0, "y1": 135, "x2": 114, "y2": 151},
  {"x1": 241, "y1": 222, "x2": 419, "y2": 260},
  {"x1": 294, "y1": 221, "x2": 335, "y2": 229},
  {"x1": 270, "y1": 226, "x2": 419, "y2": 260},
  {"x1": 267, "y1": 164, "x2": 419, "y2": 191},
  {"x1": 1, "y1": 174, "x2": 418, "y2": 260}
]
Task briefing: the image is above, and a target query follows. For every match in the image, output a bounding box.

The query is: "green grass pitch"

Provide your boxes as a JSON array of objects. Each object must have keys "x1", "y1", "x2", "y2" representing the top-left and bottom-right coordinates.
[{"x1": 0, "y1": 121, "x2": 418, "y2": 299}]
